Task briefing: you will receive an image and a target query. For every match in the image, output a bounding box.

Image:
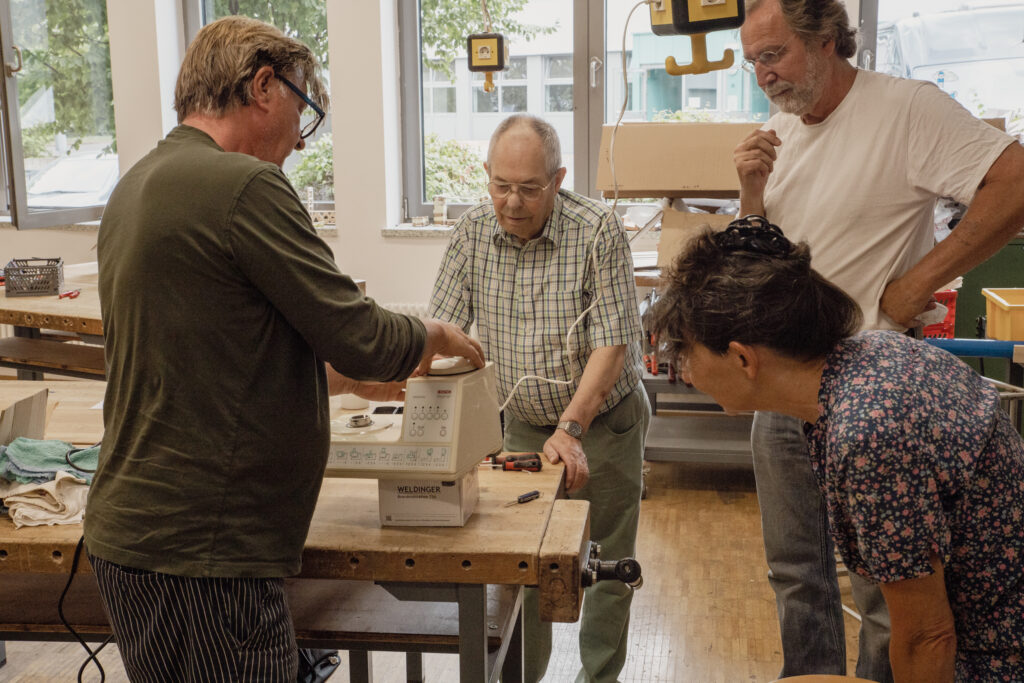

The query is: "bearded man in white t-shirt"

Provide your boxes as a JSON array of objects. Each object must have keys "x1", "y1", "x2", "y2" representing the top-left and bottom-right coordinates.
[{"x1": 731, "y1": 0, "x2": 1024, "y2": 680}]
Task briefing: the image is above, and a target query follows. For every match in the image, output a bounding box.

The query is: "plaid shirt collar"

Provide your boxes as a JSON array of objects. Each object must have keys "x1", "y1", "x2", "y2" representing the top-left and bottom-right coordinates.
[{"x1": 490, "y1": 191, "x2": 566, "y2": 249}]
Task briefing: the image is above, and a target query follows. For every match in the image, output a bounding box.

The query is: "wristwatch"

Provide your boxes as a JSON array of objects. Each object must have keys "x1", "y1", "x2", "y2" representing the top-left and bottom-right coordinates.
[{"x1": 557, "y1": 420, "x2": 584, "y2": 439}]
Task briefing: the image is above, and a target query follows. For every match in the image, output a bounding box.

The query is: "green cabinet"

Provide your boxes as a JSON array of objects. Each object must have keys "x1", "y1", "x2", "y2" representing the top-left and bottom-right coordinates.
[{"x1": 953, "y1": 237, "x2": 1024, "y2": 379}]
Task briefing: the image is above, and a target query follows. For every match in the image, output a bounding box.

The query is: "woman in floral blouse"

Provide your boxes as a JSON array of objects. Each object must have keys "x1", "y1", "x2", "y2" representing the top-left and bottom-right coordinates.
[{"x1": 651, "y1": 216, "x2": 1024, "y2": 682}]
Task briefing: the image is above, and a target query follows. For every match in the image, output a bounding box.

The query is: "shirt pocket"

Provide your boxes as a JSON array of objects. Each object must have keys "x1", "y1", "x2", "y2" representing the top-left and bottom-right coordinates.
[{"x1": 533, "y1": 289, "x2": 585, "y2": 347}]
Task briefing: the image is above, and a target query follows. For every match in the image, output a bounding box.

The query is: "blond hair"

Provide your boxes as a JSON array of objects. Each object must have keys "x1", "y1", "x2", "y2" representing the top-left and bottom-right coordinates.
[{"x1": 174, "y1": 15, "x2": 329, "y2": 121}]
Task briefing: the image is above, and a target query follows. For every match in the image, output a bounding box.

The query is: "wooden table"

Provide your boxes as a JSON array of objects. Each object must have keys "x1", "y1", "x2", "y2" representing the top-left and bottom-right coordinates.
[
  {"x1": 0, "y1": 381, "x2": 591, "y2": 682},
  {"x1": 0, "y1": 273, "x2": 104, "y2": 380}
]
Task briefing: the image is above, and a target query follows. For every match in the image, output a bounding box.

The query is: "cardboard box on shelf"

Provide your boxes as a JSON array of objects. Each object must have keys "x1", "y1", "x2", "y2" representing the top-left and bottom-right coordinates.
[
  {"x1": 657, "y1": 209, "x2": 734, "y2": 268},
  {"x1": 596, "y1": 122, "x2": 761, "y2": 199},
  {"x1": 377, "y1": 467, "x2": 479, "y2": 527},
  {"x1": 0, "y1": 386, "x2": 48, "y2": 445}
]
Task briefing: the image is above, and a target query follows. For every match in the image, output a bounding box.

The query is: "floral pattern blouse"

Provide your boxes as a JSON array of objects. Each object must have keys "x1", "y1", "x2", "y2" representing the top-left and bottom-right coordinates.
[{"x1": 805, "y1": 331, "x2": 1024, "y2": 680}]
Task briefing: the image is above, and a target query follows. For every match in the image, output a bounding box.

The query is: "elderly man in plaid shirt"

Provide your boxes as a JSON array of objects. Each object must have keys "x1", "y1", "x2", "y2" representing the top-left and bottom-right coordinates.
[{"x1": 430, "y1": 114, "x2": 650, "y2": 683}]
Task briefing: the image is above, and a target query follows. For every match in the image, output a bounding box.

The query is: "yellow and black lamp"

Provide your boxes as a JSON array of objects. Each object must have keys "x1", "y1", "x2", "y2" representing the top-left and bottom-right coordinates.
[
  {"x1": 650, "y1": 0, "x2": 745, "y2": 76},
  {"x1": 467, "y1": 32, "x2": 508, "y2": 93}
]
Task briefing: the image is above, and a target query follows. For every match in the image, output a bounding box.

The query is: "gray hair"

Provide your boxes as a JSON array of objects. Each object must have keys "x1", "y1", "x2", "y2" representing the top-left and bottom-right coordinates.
[
  {"x1": 487, "y1": 114, "x2": 563, "y2": 179},
  {"x1": 746, "y1": 0, "x2": 858, "y2": 60},
  {"x1": 174, "y1": 15, "x2": 329, "y2": 121},
  {"x1": 650, "y1": 226, "x2": 861, "y2": 362}
]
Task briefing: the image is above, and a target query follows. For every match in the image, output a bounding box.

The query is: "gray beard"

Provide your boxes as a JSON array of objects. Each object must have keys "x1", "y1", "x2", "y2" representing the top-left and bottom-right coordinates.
[{"x1": 766, "y1": 52, "x2": 829, "y2": 116}]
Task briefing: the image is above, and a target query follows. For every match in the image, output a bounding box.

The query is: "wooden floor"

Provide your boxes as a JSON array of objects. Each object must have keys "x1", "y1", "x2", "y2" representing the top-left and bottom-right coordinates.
[{"x1": 0, "y1": 460, "x2": 860, "y2": 682}]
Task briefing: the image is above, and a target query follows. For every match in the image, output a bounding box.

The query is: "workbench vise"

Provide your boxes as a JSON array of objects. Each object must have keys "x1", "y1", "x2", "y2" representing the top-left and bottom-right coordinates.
[{"x1": 582, "y1": 541, "x2": 643, "y2": 589}]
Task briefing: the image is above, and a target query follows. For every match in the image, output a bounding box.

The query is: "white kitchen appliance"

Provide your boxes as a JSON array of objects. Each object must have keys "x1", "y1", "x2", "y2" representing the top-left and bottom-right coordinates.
[{"x1": 326, "y1": 360, "x2": 502, "y2": 480}]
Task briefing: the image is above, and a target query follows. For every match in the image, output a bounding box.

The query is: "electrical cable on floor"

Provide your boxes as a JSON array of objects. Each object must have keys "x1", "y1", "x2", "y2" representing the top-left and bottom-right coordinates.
[{"x1": 58, "y1": 535, "x2": 113, "y2": 682}]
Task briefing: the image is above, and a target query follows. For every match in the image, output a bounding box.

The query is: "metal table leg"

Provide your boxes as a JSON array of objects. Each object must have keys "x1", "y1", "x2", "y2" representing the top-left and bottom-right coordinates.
[
  {"x1": 457, "y1": 583, "x2": 488, "y2": 682},
  {"x1": 13, "y1": 327, "x2": 43, "y2": 381}
]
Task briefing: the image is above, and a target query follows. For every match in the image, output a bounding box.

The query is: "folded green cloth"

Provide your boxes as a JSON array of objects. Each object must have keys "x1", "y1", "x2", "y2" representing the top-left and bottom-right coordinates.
[{"x1": 0, "y1": 437, "x2": 99, "y2": 485}]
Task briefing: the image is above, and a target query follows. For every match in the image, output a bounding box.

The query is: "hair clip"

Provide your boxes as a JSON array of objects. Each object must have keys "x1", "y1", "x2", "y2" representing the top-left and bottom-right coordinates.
[{"x1": 713, "y1": 215, "x2": 792, "y2": 257}]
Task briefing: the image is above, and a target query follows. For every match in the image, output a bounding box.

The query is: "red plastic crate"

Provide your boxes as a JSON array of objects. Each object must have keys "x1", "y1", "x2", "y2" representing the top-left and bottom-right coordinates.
[{"x1": 923, "y1": 289, "x2": 958, "y2": 339}]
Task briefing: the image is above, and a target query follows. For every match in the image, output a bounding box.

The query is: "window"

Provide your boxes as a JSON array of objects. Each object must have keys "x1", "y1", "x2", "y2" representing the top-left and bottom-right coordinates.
[
  {"x1": 0, "y1": 0, "x2": 117, "y2": 229},
  {"x1": 545, "y1": 55, "x2": 573, "y2": 112},
  {"x1": 191, "y1": 1, "x2": 335, "y2": 214},
  {"x1": 401, "y1": 2, "x2": 773, "y2": 218},
  {"x1": 861, "y1": 0, "x2": 1024, "y2": 139},
  {"x1": 424, "y1": 66, "x2": 456, "y2": 114},
  {"x1": 402, "y1": 1, "x2": 576, "y2": 214},
  {"x1": 472, "y1": 57, "x2": 527, "y2": 113},
  {"x1": 604, "y1": 15, "x2": 768, "y2": 124}
]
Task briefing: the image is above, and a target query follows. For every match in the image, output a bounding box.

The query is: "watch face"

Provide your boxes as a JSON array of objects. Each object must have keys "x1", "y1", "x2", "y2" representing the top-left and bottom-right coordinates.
[{"x1": 559, "y1": 421, "x2": 583, "y2": 438}]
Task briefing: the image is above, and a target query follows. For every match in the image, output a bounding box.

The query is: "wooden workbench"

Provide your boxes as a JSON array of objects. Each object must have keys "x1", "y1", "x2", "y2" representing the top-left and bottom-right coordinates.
[{"x1": 0, "y1": 380, "x2": 592, "y2": 682}]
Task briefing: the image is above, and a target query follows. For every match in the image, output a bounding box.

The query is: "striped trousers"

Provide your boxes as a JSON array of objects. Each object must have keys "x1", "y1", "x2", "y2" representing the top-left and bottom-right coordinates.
[{"x1": 89, "y1": 553, "x2": 298, "y2": 682}]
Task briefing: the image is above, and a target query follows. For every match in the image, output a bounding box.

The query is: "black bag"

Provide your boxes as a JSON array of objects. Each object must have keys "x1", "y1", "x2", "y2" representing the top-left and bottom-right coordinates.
[{"x1": 297, "y1": 648, "x2": 341, "y2": 683}]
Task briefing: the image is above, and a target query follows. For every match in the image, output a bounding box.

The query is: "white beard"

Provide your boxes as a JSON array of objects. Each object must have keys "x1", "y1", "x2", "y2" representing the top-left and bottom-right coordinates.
[{"x1": 765, "y1": 49, "x2": 830, "y2": 117}]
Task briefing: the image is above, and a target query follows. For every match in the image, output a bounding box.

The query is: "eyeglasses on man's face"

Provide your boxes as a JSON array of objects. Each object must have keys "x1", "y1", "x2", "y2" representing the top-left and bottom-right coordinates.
[
  {"x1": 740, "y1": 36, "x2": 794, "y2": 74},
  {"x1": 487, "y1": 179, "x2": 554, "y2": 201},
  {"x1": 275, "y1": 73, "x2": 325, "y2": 140}
]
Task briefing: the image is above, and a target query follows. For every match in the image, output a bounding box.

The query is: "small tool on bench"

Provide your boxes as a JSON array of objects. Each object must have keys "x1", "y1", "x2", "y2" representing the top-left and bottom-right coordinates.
[
  {"x1": 58, "y1": 289, "x2": 80, "y2": 299},
  {"x1": 504, "y1": 489, "x2": 540, "y2": 507},
  {"x1": 490, "y1": 453, "x2": 543, "y2": 472}
]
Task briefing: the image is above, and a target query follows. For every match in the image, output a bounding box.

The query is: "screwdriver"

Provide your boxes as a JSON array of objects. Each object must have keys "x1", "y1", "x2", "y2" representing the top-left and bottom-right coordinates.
[
  {"x1": 504, "y1": 490, "x2": 540, "y2": 507},
  {"x1": 490, "y1": 453, "x2": 543, "y2": 472}
]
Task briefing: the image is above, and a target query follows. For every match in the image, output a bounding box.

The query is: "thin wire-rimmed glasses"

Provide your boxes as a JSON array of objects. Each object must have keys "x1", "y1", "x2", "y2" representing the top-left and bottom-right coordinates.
[
  {"x1": 740, "y1": 37, "x2": 794, "y2": 73},
  {"x1": 275, "y1": 73, "x2": 325, "y2": 139},
  {"x1": 487, "y1": 179, "x2": 554, "y2": 201}
]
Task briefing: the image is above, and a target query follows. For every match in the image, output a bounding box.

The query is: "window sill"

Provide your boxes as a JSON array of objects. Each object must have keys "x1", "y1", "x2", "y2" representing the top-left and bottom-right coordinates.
[
  {"x1": 0, "y1": 217, "x2": 101, "y2": 233},
  {"x1": 381, "y1": 224, "x2": 455, "y2": 239}
]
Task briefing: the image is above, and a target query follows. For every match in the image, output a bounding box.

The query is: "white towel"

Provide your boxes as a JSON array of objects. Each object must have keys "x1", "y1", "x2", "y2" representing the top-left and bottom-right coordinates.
[{"x1": 1, "y1": 471, "x2": 89, "y2": 529}]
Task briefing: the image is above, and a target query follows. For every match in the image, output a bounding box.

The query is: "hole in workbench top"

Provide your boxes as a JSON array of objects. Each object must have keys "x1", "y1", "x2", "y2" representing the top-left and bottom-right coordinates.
[
  {"x1": 0, "y1": 549, "x2": 7, "y2": 560},
  {"x1": 349, "y1": 557, "x2": 359, "y2": 567},
  {"x1": 461, "y1": 560, "x2": 472, "y2": 569},
  {"x1": 405, "y1": 558, "x2": 415, "y2": 568},
  {"x1": 548, "y1": 562, "x2": 560, "y2": 572},
  {"x1": 52, "y1": 550, "x2": 63, "y2": 562},
  {"x1": 518, "y1": 561, "x2": 528, "y2": 571}
]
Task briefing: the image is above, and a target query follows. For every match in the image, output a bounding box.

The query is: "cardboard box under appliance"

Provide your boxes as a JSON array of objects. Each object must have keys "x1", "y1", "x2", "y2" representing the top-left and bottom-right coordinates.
[
  {"x1": 0, "y1": 386, "x2": 48, "y2": 445},
  {"x1": 378, "y1": 467, "x2": 479, "y2": 527},
  {"x1": 596, "y1": 122, "x2": 761, "y2": 198}
]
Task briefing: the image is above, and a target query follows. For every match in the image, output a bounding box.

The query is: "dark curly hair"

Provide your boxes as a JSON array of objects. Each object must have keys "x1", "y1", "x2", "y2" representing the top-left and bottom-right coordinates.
[{"x1": 650, "y1": 217, "x2": 862, "y2": 363}]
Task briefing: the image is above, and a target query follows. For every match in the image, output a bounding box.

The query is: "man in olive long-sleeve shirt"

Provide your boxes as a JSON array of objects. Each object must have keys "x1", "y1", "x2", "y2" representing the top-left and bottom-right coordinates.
[{"x1": 84, "y1": 17, "x2": 481, "y2": 682}]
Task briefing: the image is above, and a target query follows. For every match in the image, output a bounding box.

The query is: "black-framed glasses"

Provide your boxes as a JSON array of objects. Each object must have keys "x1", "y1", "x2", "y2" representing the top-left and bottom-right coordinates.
[
  {"x1": 275, "y1": 73, "x2": 325, "y2": 139},
  {"x1": 487, "y1": 178, "x2": 554, "y2": 201},
  {"x1": 740, "y1": 36, "x2": 794, "y2": 73}
]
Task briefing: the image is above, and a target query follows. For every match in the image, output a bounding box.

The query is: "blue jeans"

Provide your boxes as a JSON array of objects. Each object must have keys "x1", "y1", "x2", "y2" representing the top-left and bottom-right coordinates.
[{"x1": 751, "y1": 411, "x2": 893, "y2": 682}]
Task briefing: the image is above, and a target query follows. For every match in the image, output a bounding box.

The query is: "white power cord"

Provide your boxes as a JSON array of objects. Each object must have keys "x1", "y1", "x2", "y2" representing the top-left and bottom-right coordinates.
[{"x1": 499, "y1": 0, "x2": 655, "y2": 412}]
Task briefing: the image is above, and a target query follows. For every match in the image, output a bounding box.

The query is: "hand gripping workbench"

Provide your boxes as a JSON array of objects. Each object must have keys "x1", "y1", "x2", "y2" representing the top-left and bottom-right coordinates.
[{"x1": 0, "y1": 382, "x2": 593, "y2": 682}]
